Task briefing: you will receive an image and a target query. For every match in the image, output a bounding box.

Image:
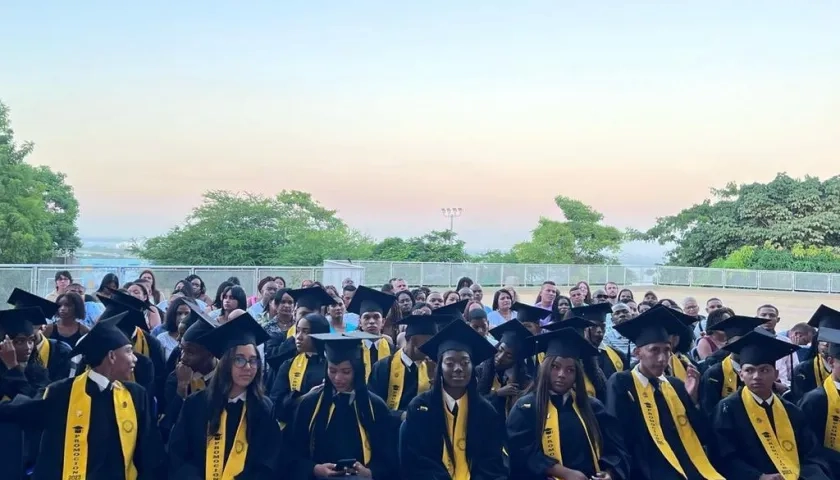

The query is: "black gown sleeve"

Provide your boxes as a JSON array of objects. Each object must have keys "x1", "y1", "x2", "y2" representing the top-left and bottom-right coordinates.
[
  {"x1": 791, "y1": 360, "x2": 813, "y2": 402},
  {"x1": 399, "y1": 395, "x2": 453, "y2": 480},
  {"x1": 0, "y1": 365, "x2": 40, "y2": 399},
  {"x1": 698, "y1": 364, "x2": 724, "y2": 415},
  {"x1": 367, "y1": 394, "x2": 399, "y2": 480},
  {"x1": 127, "y1": 383, "x2": 166, "y2": 480},
  {"x1": 712, "y1": 397, "x2": 766, "y2": 479},
  {"x1": 158, "y1": 372, "x2": 182, "y2": 438},
  {"x1": 287, "y1": 392, "x2": 319, "y2": 480},
  {"x1": 800, "y1": 390, "x2": 840, "y2": 472},
  {"x1": 242, "y1": 397, "x2": 285, "y2": 480},
  {"x1": 505, "y1": 395, "x2": 556, "y2": 477},
  {"x1": 270, "y1": 358, "x2": 297, "y2": 424},
  {"x1": 469, "y1": 398, "x2": 509, "y2": 480},
  {"x1": 785, "y1": 400, "x2": 832, "y2": 480},
  {"x1": 167, "y1": 392, "x2": 205, "y2": 479},
  {"x1": 591, "y1": 398, "x2": 630, "y2": 480},
  {"x1": 144, "y1": 333, "x2": 167, "y2": 401}
]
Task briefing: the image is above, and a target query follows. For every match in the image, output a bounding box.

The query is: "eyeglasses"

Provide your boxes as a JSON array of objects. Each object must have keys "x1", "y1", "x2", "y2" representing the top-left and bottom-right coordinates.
[{"x1": 233, "y1": 356, "x2": 259, "y2": 368}]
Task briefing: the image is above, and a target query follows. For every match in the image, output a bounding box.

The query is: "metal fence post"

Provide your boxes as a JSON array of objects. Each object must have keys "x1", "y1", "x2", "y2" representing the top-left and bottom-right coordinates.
[
  {"x1": 722, "y1": 270, "x2": 728, "y2": 289},
  {"x1": 622, "y1": 266, "x2": 627, "y2": 286},
  {"x1": 420, "y1": 263, "x2": 425, "y2": 286},
  {"x1": 30, "y1": 266, "x2": 38, "y2": 293},
  {"x1": 500, "y1": 264, "x2": 505, "y2": 287},
  {"x1": 389, "y1": 262, "x2": 394, "y2": 282},
  {"x1": 587, "y1": 265, "x2": 591, "y2": 284}
]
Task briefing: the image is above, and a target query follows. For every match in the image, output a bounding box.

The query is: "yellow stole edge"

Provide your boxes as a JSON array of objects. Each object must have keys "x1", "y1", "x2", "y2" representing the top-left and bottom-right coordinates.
[
  {"x1": 822, "y1": 375, "x2": 840, "y2": 452},
  {"x1": 604, "y1": 347, "x2": 623, "y2": 372},
  {"x1": 442, "y1": 393, "x2": 469, "y2": 479},
  {"x1": 309, "y1": 391, "x2": 373, "y2": 464},
  {"x1": 740, "y1": 387, "x2": 799, "y2": 480},
  {"x1": 206, "y1": 402, "x2": 248, "y2": 480},
  {"x1": 721, "y1": 355, "x2": 738, "y2": 398},
  {"x1": 541, "y1": 393, "x2": 601, "y2": 478}
]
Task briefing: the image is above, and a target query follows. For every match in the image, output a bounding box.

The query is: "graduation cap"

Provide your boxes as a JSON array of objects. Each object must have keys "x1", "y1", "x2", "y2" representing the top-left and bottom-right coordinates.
[
  {"x1": 70, "y1": 312, "x2": 132, "y2": 366},
  {"x1": 613, "y1": 305, "x2": 685, "y2": 347},
  {"x1": 181, "y1": 312, "x2": 219, "y2": 344},
  {"x1": 723, "y1": 329, "x2": 799, "y2": 366},
  {"x1": 309, "y1": 333, "x2": 367, "y2": 364},
  {"x1": 287, "y1": 287, "x2": 337, "y2": 311},
  {"x1": 347, "y1": 286, "x2": 396, "y2": 316},
  {"x1": 419, "y1": 317, "x2": 497, "y2": 365},
  {"x1": 511, "y1": 302, "x2": 549, "y2": 325},
  {"x1": 530, "y1": 327, "x2": 599, "y2": 359},
  {"x1": 108, "y1": 288, "x2": 152, "y2": 311},
  {"x1": 706, "y1": 315, "x2": 764, "y2": 339},
  {"x1": 7, "y1": 288, "x2": 59, "y2": 318},
  {"x1": 568, "y1": 303, "x2": 612, "y2": 324},
  {"x1": 345, "y1": 330, "x2": 383, "y2": 342},
  {"x1": 808, "y1": 305, "x2": 840, "y2": 330},
  {"x1": 544, "y1": 316, "x2": 596, "y2": 334},
  {"x1": 432, "y1": 299, "x2": 469, "y2": 322},
  {"x1": 0, "y1": 307, "x2": 47, "y2": 337},
  {"x1": 818, "y1": 327, "x2": 840, "y2": 358},
  {"x1": 196, "y1": 312, "x2": 270, "y2": 359},
  {"x1": 397, "y1": 314, "x2": 438, "y2": 338},
  {"x1": 489, "y1": 320, "x2": 534, "y2": 356},
  {"x1": 98, "y1": 294, "x2": 149, "y2": 333}
]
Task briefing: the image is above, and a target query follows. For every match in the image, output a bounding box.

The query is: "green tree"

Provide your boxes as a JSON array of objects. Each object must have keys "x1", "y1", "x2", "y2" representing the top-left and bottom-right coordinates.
[
  {"x1": 371, "y1": 230, "x2": 470, "y2": 263},
  {"x1": 510, "y1": 196, "x2": 624, "y2": 264},
  {"x1": 0, "y1": 101, "x2": 81, "y2": 263},
  {"x1": 642, "y1": 173, "x2": 840, "y2": 266},
  {"x1": 136, "y1": 190, "x2": 374, "y2": 266}
]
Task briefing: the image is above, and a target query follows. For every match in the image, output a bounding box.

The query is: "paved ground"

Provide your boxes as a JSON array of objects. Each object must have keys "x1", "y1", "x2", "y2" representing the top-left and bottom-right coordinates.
[{"x1": 500, "y1": 285, "x2": 839, "y2": 331}]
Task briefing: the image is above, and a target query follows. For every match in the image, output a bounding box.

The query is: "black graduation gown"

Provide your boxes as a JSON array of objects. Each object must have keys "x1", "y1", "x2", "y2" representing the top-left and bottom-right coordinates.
[
  {"x1": 597, "y1": 346, "x2": 628, "y2": 380},
  {"x1": 134, "y1": 331, "x2": 167, "y2": 404},
  {"x1": 698, "y1": 360, "x2": 743, "y2": 415},
  {"x1": 167, "y1": 389, "x2": 285, "y2": 479},
  {"x1": 269, "y1": 353, "x2": 327, "y2": 425},
  {"x1": 399, "y1": 389, "x2": 508, "y2": 480},
  {"x1": 713, "y1": 387, "x2": 831, "y2": 479},
  {"x1": 476, "y1": 359, "x2": 525, "y2": 418},
  {"x1": 367, "y1": 351, "x2": 420, "y2": 423},
  {"x1": 0, "y1": 412, "x2": 25, "y2": 480},
  {"x1": 0, "y1": 376, "x2": 164, "y2": 480},
  {"x1": 506, "y1": 392, "x2": 630, "y2": 480},
  {"x1": 699, "y1": 348, "x2": 729, "y2": 373},
  {"x1": 40, "y1": 338, "x2": 72, "y2": 381},
  {"x1": 288, "y1": 389, "x2": 396, "y2": 480},
  {"x1": 794, "y1": 386, "x2": 840, "y2": 477},
  {"x1": 158, "y1": 370, "x2": 211, "y2": 440},
  {"x1": 605, "y1": 371, "x2": 717, "y2": 480},
  {"x1": 75, "y1": 353, "x2": 156, "y2": 404},
  {"x1": 263, "y1": 337, "x2": 295, "y2": 394},
  {"x1": 0, "y1": 362, "x2": 50, "y2": 399},
  {"x1": 792, "y1": 357, "x2": 828, "y2": 403}
]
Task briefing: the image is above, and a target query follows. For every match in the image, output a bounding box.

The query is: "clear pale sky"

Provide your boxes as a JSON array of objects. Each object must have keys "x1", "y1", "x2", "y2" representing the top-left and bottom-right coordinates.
[{"x1": 2, "y1": 2, "x2": 838, "y2": 251}]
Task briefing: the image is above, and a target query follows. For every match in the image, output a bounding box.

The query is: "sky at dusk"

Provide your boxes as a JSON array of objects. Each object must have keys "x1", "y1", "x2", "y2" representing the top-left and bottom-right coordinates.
[{"x1": 2, "y1": 2, "x2": 838, "y2": 252}]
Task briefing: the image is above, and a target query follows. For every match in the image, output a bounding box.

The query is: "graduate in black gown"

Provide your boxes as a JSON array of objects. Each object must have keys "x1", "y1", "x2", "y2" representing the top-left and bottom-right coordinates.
[
  {"x1": 7, "y1": 288, "x2": 72, "y2": 380},
  {"x1": 168, "y1": 312, "x2": 285, "y2": 479},
  {"x1": 545, "y1": 316, "x2": 608, "y2": 401},
  {"x1": 284, "y1": 286, "x2": 339, "y2": 338},
  {"x1": 507, "y1": 327, "x2": 630, "y2": 480},
  {"x1": 605, "y1": 305, "x2": 724, "y2": 480},
  {"x1": 575, "y1": 303, "x2": 629, "y2": 380},
  {"x1": 478, "y1": 320, "x2": 534, "y2": 417},
  {"x1": 713, "y1": 329, "x2": 831, "y2": 479},
  {"x1": 664, "y1": 309, "x2": 700, "y2": 383},
  {"x1": 400, "y1": 319, "x2": 508, "y2": 480},
  {"x1": 289, "y1": 333, "x2": 397, "y2": 479},
  {"x1": 0, "y1": 311, "x2": 164, "y2": 480},
  {"x1": 99, "y1": 289, "x2": 166, "y2": 400},
  {"x1": 270, "y1": 312, "x2": 330, "y2": 426},
  {"x1": 159, "y1": 304, "x2": 218, "y2": 439},
  {"x1": 800, "y1": 327, "x2": 840, "y2": 476},
  {"x1": 368, "y1": 314, "x2": 436, "y2": 421},
  {"x1": 346, "y1": 286, "x2": 396, "y2": 379},
  {"x1": 792, "y1": 305, "x2": 840, "y2": 401},
  {"x1": 0, "y1": 308, "x2": 51, "y2": 400},
  {"x1": 697, "y1": 315, "x2": 764, "y2": 414}
]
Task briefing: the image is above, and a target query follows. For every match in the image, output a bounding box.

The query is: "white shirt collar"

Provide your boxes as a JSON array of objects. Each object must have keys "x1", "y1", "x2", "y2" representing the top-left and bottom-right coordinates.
[
  {"x1": 632, "y1": 365, "x2": 667, "y2": 388},
  {"x1": 87, "y1": 370, "x2": 112, "y2": 392},
  {"x1": 749, "y1": 390, "x2": 774, "y2": 406},
  {"x1": 228, "y1": 391, "x2": 246, "y2": 403},
  {"x1": 443, "y1": 389, "x2": 463, "y2": 413},
  {"x1": 400, "y1": 349, "x2": 414, "y2": 368},
  {"x1": 834, "y1": 380, "x2": 840, "y2": 391},
  {"x1": 334, "y1": 390, "x2": 356, "y2": 404},
  {"x1": 363, "y1": 339, "x2": 373, "y2": 348}
]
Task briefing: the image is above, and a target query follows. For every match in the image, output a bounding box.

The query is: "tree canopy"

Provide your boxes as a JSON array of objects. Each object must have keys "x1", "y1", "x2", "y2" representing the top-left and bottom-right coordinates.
[
  {"x1": 370, "y1": 230, "x2": 469, "y2": 263},
  {"x1": 0, "y1": 101, "x2": 81, "y2": 263},
  {"x1": 641, "y1": 173, "x2": 840, "y2": 267}
]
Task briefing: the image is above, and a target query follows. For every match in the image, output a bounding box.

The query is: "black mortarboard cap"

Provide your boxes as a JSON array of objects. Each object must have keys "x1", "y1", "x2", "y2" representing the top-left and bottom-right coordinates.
[
  {"x1": 613, "y1": 305, "x2": 684, "y2": 347},
  {"x1": 544, "y1": 316, "x2": 596, "y2": 333},
  {"x1": 808, "y1": 305, "x2": 840, "y2": 329},
  {"x1": 0, "y1": 307, "x2": 47, "y2": 337},
  {"x1": 489, "y1": 320, "x2": 534, "y2": 356},
  {"x1": 568, "y1": 303, "x2": 612, "y2": 324},
  {"x1": 7, "y1": 288, "x2": 59, "y2": 318},
  {"x1": 511, "y1": 302, "x2": 549, "y2": 325},
  {"x1": 432, "y1": 299, "x2": 469, "y2": 322},
  {"x1": 181, "y1": 313, "x2": 219, "y2": 344},
  {"x1": 310, "y1": 333, "x2": 370, "y2": 363},
  {"x1": 723, "y1": 329, "x2": 799, "y2": 366},
  {"x1": 98, "y1": 294, "x2": 149, "y2": 333},
  {"x1": 108, "y1": 288, "x2": 152, "y2": 311},
  {"x1": 530, "y1": 328, "x2": 599, "y2": 359},
  {"x1": 419, "y1": 317, "x2": 497, "y2": 365},
  {"x1": 196, "y1": 313, "x2": 270, "y2": 359},
  {"x1": 287, "y1": 287, "x2": 337, "y2": 311},
  {"x1": 819, "y1": 327, "x2": 840, "y2": 358},
  {"x1": 70, "y1": 312, "x2": 132, "y2": 366},
  {"x1": 347, "y1": 285, "x2": 396, "y2": 316},
  {"x1": 706, "y1": 315, "x2": 764, "y2": 339},
  {"x1": 397, "y1": 315, "x2": 438, "y2": 338}
]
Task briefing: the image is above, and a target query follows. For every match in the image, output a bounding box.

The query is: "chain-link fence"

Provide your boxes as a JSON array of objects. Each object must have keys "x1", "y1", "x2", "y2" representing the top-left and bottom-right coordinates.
[{"x1": 0, "y1": 262, "x2": 836, "y2": 308}]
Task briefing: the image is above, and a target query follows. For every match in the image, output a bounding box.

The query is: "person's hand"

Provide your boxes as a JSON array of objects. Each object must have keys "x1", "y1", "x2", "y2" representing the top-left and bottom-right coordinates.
[
  {"x1": 772, "y1": 381, "x2": 789, "y2": 395},
  {"x1": 175, "y1": 362, "x2": 194, "y2": 384},
  {"x1": 685, "y1": 366, "x2": 700, "y2": 402},
  {"x1": 495, "y1": 383, "x2": 521, "y2": 397},
  {"x1": 354, "y1": 462, "x2": 372, "y2": 478},
  {"x1": 308, "y1": 380, "x2": 325, "y2": 394},
  {"x1": 312, "y1": 463, "x2": 341, "y2": 477},
  {"x1": 0, "y1": 336, "x2": 18, "y2": 369},
  {"x1": 759, "y1": 474, "x2": 784, "y2": 480}
]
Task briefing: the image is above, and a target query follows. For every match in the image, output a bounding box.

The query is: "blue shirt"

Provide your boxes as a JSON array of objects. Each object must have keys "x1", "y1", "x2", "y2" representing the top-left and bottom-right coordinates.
[
  {"x1": 83, "y1": 301, "x2": 104, "y2": 328},
  {"x1": 487, "y1": 310, "x2": 517, "y2": 328},
  {"x1": 603, "y1": 313, "x2": 635, "y2": 357}
]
